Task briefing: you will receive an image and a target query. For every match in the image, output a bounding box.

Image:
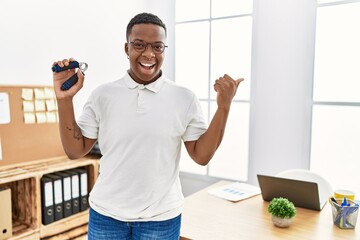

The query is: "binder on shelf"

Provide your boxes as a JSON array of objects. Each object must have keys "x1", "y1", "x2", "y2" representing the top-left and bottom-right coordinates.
[
  {"x1": 64, "y1": 170, "x2": 80, "y2": 214},
  {"x1": 54, "y1": 171, "x2": 73, "y2": 218},
  {"x1": 0, "y1": 188, "x2": 12, "y2": 240},
  {"x1": 45, "y1": 174, "x2": 64, "y2": 221},
  {"x1": 73, "y1": 168, "x2": 89, "y2": 211},
  {"x1": 41, "y1": 176, "x2": 55, "y2": 225}
]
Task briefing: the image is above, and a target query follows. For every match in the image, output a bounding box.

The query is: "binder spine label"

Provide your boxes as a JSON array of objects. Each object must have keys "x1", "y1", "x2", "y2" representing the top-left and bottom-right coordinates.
[
  {"x1": 54, "y1": 180, "x2": 62, "y2": 204},
  {"x1": 44, "y1": 182, "x2": 53, "y2": 207},
  {"x1": 81, "y1": 173, "x2": 88, "y2": 196},
  {"x1": 63, "y1": 177, "x2": 72, "y2": 201},
  {"x1": 72, "y1": 175, "x2": 80, "y2": 198}
]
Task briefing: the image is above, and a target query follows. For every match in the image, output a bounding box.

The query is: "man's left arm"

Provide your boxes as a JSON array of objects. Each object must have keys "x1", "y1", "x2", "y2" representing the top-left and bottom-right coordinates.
[{"x1": 185, "y1": 74, "x2": 244, "y2": 166}]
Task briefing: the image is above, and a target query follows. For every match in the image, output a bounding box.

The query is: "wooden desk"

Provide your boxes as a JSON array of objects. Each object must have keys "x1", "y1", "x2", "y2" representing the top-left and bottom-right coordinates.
[{"x1": 180, "y1": 181, "x2": 359, "y2": 240}]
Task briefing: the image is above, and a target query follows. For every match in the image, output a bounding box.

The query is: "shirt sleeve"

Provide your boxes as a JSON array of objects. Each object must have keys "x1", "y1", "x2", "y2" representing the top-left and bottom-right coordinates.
[
  {"x1": 77, "y1": 91, "x2": 99, "y2": 139},
  {"x1": 182, "y1": 95, "x2": 208, "y2": 142}
]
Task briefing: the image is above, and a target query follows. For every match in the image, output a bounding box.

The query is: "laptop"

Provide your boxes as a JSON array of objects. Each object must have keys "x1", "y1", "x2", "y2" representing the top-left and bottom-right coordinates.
[{"x1": 257, "y1": 174, "x2": 326, "y2": 211}]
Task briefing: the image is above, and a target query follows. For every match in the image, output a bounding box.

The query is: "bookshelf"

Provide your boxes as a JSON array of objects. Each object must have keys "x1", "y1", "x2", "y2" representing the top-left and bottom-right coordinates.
[{"x1": 0, "y1": 156, "x2": 99, "y2": 240}]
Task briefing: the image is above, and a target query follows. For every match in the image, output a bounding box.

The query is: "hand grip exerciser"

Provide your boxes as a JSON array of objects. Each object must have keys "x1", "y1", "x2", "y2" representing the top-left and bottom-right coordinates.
[{"x1": 52, "y1": 61, "x2": 88, "y2": 91}]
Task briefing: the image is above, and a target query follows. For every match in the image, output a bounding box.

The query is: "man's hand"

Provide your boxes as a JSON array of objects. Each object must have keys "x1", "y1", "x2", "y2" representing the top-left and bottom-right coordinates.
[
  {"x1": 214, "y1": 74, "x2": 244, "y2": 110},
  {"x1": 52, "y1": 58, "x2": 84, "y2": 100}
]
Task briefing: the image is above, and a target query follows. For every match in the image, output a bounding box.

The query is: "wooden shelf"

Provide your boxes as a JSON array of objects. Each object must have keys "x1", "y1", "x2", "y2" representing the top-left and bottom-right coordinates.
[
  {"x1": 40, "y1": 211, "x2": 89, "y2": 239},
  {"x1": 0, "y1": 156, "x2": 99, "y2": 240}
]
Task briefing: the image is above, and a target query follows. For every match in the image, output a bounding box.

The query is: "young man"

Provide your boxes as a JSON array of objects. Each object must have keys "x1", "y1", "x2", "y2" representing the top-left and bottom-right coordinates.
[{"x1": 53, "y1": 12, "x2": 243, "y2": 240}]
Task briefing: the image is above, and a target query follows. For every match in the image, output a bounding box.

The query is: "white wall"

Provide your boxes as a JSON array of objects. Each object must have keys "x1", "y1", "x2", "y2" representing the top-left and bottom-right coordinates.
[
  {"x1": 0, "y1": 0, "x2": 175, "y2": 118},
  {"x1": 248, "y1": 0, "x2": 317, "y2": 185},
  {"x1": 143, "y1": 1, "x2": 175, "y2": 81}
]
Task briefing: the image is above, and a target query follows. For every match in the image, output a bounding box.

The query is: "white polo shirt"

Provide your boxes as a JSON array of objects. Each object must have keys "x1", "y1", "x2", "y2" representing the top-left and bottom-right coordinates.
[{"x1": 77, "y1": 72, "x2": 208, "y2": 221}]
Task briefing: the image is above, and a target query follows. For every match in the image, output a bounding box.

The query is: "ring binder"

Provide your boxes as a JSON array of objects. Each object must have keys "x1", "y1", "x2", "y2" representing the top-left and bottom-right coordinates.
[
  {"x1": 45, "y1": 174, "x2": 64, "y2": 221},
  {"x1": 63, "y1": 170, "x2": 80, "y2": 214},
  {"x1": 53, "y1": 171, "x2": 73, "y2": 218},
  {"x1": 41, "y1": 176, "x2": 55, "y2": 225},
  {"x1": 72, "y1": 168, "x2": 89, "y2": 211}
]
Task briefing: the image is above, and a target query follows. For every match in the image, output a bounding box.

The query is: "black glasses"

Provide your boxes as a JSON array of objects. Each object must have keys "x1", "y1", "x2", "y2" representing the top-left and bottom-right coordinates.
[{"x1": 129, "y1": 40, "x2": 168, "y2": 54}]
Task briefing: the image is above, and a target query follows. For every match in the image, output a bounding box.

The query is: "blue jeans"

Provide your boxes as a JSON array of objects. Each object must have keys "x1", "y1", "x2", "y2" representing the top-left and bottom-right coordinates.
[{"x1": 88, "y1": 208, "x2": 181, "y2": 240}]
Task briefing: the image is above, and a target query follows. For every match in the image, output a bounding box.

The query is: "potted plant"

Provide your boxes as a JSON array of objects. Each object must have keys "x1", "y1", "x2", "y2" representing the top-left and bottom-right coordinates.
[{"x1": 268, "y1": 197, "x2": 296, "y2": 228}]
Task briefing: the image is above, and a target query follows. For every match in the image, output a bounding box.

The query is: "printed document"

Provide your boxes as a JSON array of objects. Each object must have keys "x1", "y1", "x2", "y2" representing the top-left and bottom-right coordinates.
[
  {"x1": 208, "y1": 182, "x2": 261, "y2": 202},
  {"x1": 0, "y1": 92, "x2": 10, "y2": 124}
]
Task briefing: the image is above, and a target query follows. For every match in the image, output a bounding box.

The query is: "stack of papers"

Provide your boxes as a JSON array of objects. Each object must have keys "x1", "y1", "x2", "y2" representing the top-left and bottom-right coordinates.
[{"x1": 208, "y1": 182, "x2": 261, "y2": 202}]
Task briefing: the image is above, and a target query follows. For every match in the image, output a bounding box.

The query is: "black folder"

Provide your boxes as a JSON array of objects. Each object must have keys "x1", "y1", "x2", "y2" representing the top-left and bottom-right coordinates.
[
  {"x1": 45, "y1": 174, "x2": 64, "y2": 221},
  {"x1": 73, "y1": 168, "x2": 89, "y2": 211},
  {"x1": 53, "y1": 171, "x2": 73, "y2": 218},
  {"x1": 64, "y1": 170, "x2": 80, "y2": 214},
  {"x1": 41, "y1": 176, "x2": 55, "y2": 225}
]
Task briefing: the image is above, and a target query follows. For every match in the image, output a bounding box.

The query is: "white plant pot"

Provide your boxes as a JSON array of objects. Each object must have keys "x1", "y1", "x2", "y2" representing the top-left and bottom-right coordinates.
[{"x1": 271, "y1": 215, "x2": 293, "y2": 228}]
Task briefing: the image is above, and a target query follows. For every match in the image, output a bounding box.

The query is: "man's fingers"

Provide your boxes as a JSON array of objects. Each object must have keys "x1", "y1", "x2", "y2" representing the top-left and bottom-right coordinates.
[
  {"x1": 235, "y1": 78, "x2": 244, "y2": 87},
  {"x1": 54, "y1": 58, "x2": 76, "y2": 68},
  {"x1": 214, "y1": 75, "x2": 244, "y2": 91}
]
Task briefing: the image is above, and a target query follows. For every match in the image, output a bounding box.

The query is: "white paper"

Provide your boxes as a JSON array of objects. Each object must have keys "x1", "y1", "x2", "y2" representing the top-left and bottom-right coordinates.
[
  {"x1": 72, "y1": 175, "x2": 79, "y2": 198},
  {"x1": 34, "y1": 88, "x2": 45, "y2": 99},
  {"x1": 35, "y1": 112, "x2": 47, "y2": 124},
  {"x1": 35, "y1": 100, "x2": 46, "y2": 111},
  {"x1": 46, "y1": 112, "x2": 57, "y2": 123},
  {"x1": 208, "y1": 182, "x2": 261, "y2": 202},
  {"x1": 23, "y1": 101, "x2": 35, "y2": 112},
  {"x1": 46, "y1": 99, "x2": 57, "y2": 111},
  {"x1": 44, "y1": 88, "x2": 55, "y2": 99},
  {"x1": 0, "y1": 92, "x2": 11, "y2": 124},
  {"x1": 22, "y1": 88, "x2": 34, "y2": 100},
  {"x1": 24, "y1": 113, "x2": 36, "y2": 124},
  {"x1": 0, "y1": 137, "x2": 3, "y2": 161},
  {"x1": 81, "y1": 173, "x2": 88, "y2": 196},
  {"x1": 63, "y1": 177, "x2": 72, "y2": 201},
  {"x1": 44, "y1": 182, "x2": 53, "y2": 207},
  {"x1": 54, "y1": 179, "x2": 63, "y2": 204}
]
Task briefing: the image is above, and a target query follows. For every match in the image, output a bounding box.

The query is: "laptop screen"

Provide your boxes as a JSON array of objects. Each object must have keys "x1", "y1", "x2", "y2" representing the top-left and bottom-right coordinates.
[{"x1": 257, "y1": 174, "x2": 323, "y2": 211}]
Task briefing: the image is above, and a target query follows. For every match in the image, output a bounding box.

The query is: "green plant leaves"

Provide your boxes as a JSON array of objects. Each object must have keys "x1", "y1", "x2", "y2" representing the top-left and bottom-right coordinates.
[{"x1": 268, "y1": 197, "x2": 296, "y2": 218}]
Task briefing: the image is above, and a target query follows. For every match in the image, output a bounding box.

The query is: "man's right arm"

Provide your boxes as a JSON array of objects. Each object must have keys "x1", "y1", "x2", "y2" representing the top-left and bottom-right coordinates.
[
  {"x1": 53, "y1": 58, "x2": 97, "y2": 159},
  {"x1": 57, "y1": 98, "x2": 96, "y2": 159}
]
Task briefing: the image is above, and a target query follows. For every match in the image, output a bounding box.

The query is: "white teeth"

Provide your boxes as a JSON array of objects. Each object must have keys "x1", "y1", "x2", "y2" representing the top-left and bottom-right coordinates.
[{"x1": 141, "y1": 63, "x2": 155, "y2": 67}]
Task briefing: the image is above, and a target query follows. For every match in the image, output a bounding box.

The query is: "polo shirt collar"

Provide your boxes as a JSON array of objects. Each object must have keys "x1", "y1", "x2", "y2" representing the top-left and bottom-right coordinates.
[{"x1": 124, "y1": 71, "x2": 165, "y2": 93}]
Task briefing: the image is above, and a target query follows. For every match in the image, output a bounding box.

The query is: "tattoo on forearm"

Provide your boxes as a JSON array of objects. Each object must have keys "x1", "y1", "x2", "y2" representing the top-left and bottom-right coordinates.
[{"x1": 65, "y1": 122, "x2": 82, "y2": 140}]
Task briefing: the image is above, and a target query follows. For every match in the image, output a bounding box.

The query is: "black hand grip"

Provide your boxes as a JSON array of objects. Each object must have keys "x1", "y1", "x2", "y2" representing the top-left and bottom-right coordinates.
[
  {"x1": 52, "y1": 61, "x2": 80, "y2": 73},
  {"x1": 61, "y1": 73, "x2": 78, "y2": 91}
]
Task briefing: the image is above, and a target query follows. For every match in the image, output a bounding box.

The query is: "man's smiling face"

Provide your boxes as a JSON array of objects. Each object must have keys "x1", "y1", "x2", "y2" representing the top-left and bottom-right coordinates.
[{"x1": 125, "y1": 23, "x2": 166, "y2": 85}]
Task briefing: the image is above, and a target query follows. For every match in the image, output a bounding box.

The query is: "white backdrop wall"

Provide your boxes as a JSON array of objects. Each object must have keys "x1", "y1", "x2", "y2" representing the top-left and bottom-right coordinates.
[{"x1": 0, "y1": 0, "x2": 175, "y2": 118}]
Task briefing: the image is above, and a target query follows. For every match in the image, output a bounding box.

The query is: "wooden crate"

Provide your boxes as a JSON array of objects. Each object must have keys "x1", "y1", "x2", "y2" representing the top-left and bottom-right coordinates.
[
  {"x1": 40, "y1": 212, "x2": 89, "y2": 239},
  {"x1": 0, "y1": 177, "x2": 38, "y2": 239},
  {"x1": 41, "y1": 224, "x2": 88, "y2": 240},
  {"x1": 8, "y1": 231, "x2": 40, "y2": 240}
]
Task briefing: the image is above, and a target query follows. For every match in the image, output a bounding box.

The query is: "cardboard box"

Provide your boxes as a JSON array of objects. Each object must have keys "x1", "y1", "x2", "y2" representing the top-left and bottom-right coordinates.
[{"x1": 0, "y1": 188, "x2": 12, "y2": 240}]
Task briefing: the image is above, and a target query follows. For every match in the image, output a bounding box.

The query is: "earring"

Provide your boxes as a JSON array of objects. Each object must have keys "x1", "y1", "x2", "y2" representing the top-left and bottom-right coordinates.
[{"x1": 127, "y1": 55, "x2": 129, "y2": 59}]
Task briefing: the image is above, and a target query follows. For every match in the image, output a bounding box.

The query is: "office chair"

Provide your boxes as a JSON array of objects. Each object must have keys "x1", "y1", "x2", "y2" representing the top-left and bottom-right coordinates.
[{"x1": 276, "y1": 169, "x2": 333, "y2": 205}]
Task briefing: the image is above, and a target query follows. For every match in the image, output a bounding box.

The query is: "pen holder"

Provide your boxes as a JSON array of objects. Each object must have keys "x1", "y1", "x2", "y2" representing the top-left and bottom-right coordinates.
[{"x1": 329, "y1": 197, "x2": 359, "y2": 229}]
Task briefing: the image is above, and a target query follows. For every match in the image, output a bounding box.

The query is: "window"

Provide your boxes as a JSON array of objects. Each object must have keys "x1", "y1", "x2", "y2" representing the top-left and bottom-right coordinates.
[
  {"x1": 311, "y1": 0, "x2": 360, "y2": 194},
  {"x1": 175, "y1": 0, "x2": 253, "y2": 181}
]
